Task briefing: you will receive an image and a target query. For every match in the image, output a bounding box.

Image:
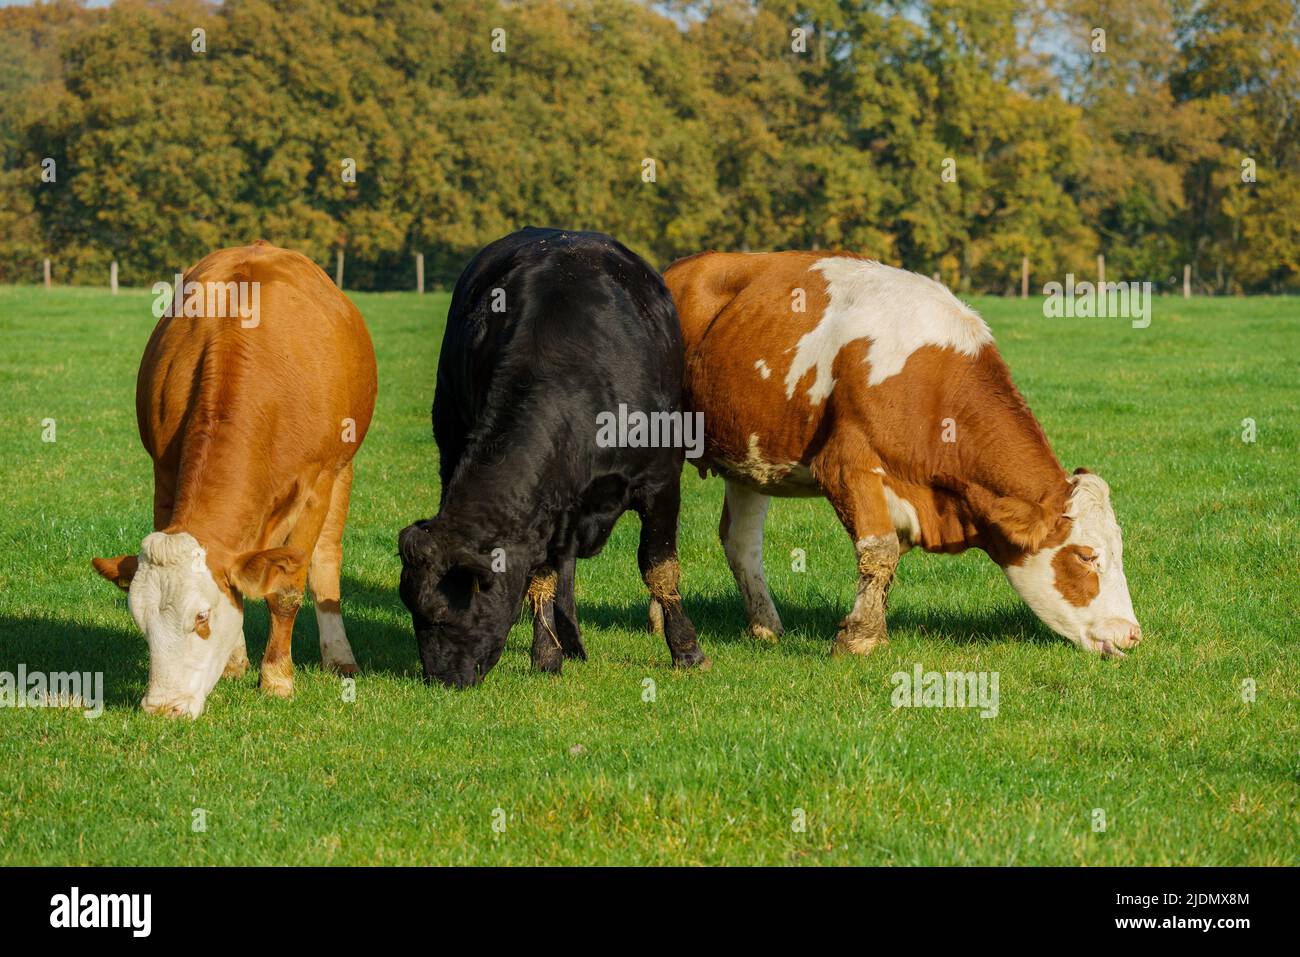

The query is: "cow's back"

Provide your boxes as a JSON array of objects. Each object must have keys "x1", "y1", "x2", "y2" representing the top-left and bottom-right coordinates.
[
  {"x1": 435, "y1": 228, "x2": 681, "y2": 488},
  {"x1": 664, "y1": 249, "x2": 1005, "y2": 493},
  {"x1": 137, "y1": 242, "x2": 377, "y2": 515}
]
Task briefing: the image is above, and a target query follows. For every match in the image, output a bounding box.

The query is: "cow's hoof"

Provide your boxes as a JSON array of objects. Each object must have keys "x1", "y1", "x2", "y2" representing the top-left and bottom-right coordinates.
[
  {"x1": 831, "y1": 627, "x2": 888, "y2": 657},
  {"x1": 324, "y1": 659, "x2": 359, "y2": 677},
  {"x1": 259, "y1": 667, "x2": 295, "y2": 698},
  {"x1": 749, "y1": 623, "x2": 781, "y2": 644},
  {"x1": 259, "y1": 679, "x2": 294, "y2": 698},
  {"x1": 672, "y1": 648, "x2": 712, "y2": 671},
  {"x1": 531, "y1": 649, "x2": 565, "y2": 675}
]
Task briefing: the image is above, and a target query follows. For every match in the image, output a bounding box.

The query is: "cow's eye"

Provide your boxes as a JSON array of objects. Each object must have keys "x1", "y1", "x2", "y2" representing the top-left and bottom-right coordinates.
[
  {"x1": 195, "y1": 609, "x2": 211, "y2": 639},
  {"x1": 1075, "y1": 548, "x2": 1099, "y2": 569}
]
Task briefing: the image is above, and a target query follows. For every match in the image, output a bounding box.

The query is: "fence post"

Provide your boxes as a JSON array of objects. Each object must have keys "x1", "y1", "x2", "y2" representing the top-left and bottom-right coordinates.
[
  {"x1": 416, "y1": 253, "x2": 424, "y2": 295},
  {"x1": 1183, "y1": 264, "x2": 1191, "y2": 299},
  {"x1": 1021, "y1": 256, "x2": 1029, "y2": 299},
  {"x1": 110, "y1": 260, "x2": 118, "y2": 295},
  {"x1": 44, "y1": 258, "x2": 51, "y2": 290},
  {"x1": 335, "y1": 249, "x2": 344, "y2": 289},
  {"x1": 1097, "y1": 254, "x2": 1105, "y2": 288}
]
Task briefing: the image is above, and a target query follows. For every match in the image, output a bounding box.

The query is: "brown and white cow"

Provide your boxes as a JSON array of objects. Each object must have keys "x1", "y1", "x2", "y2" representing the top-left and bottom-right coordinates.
[
  {"x1": 92, "y1": 241, "x2": 377, "y2": 717},
  {"x1": 663, "y1": 251, "x2": 1141, "y2": 657}
]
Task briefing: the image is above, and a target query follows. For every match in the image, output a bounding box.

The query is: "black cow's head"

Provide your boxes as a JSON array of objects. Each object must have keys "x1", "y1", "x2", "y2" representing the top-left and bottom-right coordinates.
[{"x1": 397, "y1": 519, "x2": 527, "y2": 687}]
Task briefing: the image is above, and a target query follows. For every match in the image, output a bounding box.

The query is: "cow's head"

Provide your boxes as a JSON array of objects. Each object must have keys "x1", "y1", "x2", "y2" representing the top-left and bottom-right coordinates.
[
  {"x1": 93, "y1": 532, "x2": 302, "y2": 717},
  {"x1": 397, "y1": 519, "x2": 526, "y2": 687},
  {"x1": 990, "y1": 470, "x2": 1141, "y2": 656}
]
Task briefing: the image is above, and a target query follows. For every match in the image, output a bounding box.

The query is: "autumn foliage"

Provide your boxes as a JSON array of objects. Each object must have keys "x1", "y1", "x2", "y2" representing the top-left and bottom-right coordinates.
[{"x1": 2, "y1": 0, "x2": 1296, "y2": 292}]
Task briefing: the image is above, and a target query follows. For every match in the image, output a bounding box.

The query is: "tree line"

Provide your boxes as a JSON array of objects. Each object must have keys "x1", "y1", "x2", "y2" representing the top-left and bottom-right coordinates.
[{"x1": 2, "y1": 0, "x2": 1296, "y2": 293}]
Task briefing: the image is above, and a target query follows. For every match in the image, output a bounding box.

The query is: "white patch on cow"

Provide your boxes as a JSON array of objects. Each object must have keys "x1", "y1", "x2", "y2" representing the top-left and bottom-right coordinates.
[
  {"x1": 783, "y1": 258, "x2": 992, "y2": 402},
  {"x1": 315, "y1": 607, "x2": 356, "y2": 671},
  {"x1": 1002, "y1": 473, "x2": 1140, "y2": 655},
  {"x1": 754, "y1": 359, "x2": 772, "y2": 380},
  {"x1": 128, "y1": 532, "x2": 243, "y2": 718},
  {"x1": 883, "y1": 486, "x2": 921, "y2": 552}
]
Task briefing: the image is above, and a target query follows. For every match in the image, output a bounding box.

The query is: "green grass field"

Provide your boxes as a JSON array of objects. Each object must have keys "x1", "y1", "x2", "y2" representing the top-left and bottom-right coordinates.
[{"x1": 0, "y1": 285, "x2": 1296, "y2": 865}]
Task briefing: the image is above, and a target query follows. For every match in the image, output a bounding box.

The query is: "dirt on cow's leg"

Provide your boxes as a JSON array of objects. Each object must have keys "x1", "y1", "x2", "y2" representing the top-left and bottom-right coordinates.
[
  {"x1": 528, "y1": 567, "x2": 564, "y2": 674},
  {"x1": 223, "y1": 634, "x2": 250, "y2": 679},
  {"x1": 832, "y1": 534, "x2": 900, "y2": 657}
]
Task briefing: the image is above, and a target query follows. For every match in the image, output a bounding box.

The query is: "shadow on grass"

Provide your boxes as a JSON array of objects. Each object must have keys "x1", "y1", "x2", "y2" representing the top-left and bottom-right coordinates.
[
  {"x1": 572, "y1": 593, "x2": 1054, "y2": 654},
  {"x1": 888, "y1": 603, "x2": 1056, "y2": 648},
  {"x1": 337, "y1": 570, "x2": 1056, "y2": 658},
  {"x1": 0, "y1": 614, "x2": 147, "y2": 709},
  {"x1": 0, "y1": 578, "x2": 1053, "y2": 707}
]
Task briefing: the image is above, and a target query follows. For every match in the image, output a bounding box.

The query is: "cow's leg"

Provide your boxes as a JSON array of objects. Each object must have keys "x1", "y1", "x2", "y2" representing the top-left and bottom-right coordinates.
[
  {"x1": 308, "y1": 463, "x2": 359, "y2": 677},
  {"x1": 552, "y1": 553, "x2": 585, "y2": 659},
  {"x1": 637, "y1": 479, "x2": 709, "y2": 669},
  {"x1": 529, "y1": 554, "x2": 586, "y2": 674},
  {"x1": 719, "y1": 480, "x2": 783, "y2": 642},
  {"x1": 260, "y1": 473, "x2": 334, "y2": 698},
  {"x1": 822, "y1": 470, "x2": 899, "y2": 656}
]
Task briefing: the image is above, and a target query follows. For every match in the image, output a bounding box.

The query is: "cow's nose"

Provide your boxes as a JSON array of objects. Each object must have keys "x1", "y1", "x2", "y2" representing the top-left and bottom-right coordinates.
[
  {"x1": 1099, "y1": 618, "x2": 1142, "y2": 648},
  {"x1": 141, "y1": 697, "x2": 197, "y2": 718}
]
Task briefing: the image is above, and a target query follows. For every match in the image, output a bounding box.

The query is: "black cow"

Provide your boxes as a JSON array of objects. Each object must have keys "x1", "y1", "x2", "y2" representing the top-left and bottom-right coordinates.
[{"x1": 398, "y1": 227, "x2": 710, "y2": 687}]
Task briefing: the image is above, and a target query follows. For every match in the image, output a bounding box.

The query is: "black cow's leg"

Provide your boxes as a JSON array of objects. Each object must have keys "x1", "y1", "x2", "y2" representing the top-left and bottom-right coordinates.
[
  {"x1": 528, "y1": 566, "x2": 564, "y2": 674},
  {"x1": 637, "y1": 480, "x2": 710, "y2": 670},
  {"x1": 528, "y1": 554, "x2": 586, "y2": 674},
  {"x1": 553, "y1": 553, "x2": 586, "y2": 660}
]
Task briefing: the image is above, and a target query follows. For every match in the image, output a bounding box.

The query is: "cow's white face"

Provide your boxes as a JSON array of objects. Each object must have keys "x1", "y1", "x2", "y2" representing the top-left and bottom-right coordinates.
[
  {"x1": 1003, "y1": 473, "x2": 1141, "y2": 656},
  {"x1": 125, "y1": 532, "x2": 243, "y2": 718}
]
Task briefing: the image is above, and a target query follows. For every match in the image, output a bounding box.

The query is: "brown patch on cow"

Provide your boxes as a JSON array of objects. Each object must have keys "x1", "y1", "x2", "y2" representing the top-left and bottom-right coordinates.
[
  {"x1": 194, "y1": 612, "x2": 211, "y2": 640},
  {"x1": 1052, "y1": 545, "x2": 1100, "y2": 607}
]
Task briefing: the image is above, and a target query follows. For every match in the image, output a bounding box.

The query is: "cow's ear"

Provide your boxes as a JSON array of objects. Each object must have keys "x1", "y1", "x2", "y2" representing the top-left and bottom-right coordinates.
[
  {"x1": 229, "y1": 548, "x2": 305, "y2": 599},
  {"x1": 92, "y1": 555, "x2": 138, "y2": 591},
  {"x1": 988, "y1": 497, "x2": 1058, "y2": 552}
]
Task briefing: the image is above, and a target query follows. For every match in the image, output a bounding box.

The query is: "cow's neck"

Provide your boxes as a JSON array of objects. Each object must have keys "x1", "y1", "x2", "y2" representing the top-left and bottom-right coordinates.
[
  {"x1": 901, "y1": 350, "x2": 1070, "y2": 554},
  {"x1": 438, "y1": 444, "x2": 559, "y2": 566}
]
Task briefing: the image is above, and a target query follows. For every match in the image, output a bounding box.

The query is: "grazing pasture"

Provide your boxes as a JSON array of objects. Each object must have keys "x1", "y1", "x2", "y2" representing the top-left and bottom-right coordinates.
[{"x1": 0, "y1": 285, "x2": 1295, "y2": 865}]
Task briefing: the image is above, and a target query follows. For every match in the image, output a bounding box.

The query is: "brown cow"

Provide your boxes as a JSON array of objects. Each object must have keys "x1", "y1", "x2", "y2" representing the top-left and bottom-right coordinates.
[
  {"x1": 664, "y1": 251, "x2": 1141, "y2": 657},
  {"x1": 92, "y1": 241, "x2": 377, "y2": 717}
]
